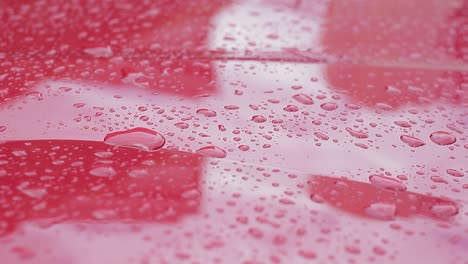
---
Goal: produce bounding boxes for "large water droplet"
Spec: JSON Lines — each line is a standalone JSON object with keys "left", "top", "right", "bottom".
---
{"left": 196, "top": 146, "right": 227, "bottom": 158}
{"left": 292, "top": 94, "right": 314, "bottom": 105}
{"left": 104, "top": 127, "right": 165, "bottom": 151}
{"left": 429, "top": 131, "right": 456, "bottom": 145}
{"left": 369, "top": 175, "right": 406, "bottom": 191}
{"left": 400, "top": 135, "right": 425, "bottom": 147}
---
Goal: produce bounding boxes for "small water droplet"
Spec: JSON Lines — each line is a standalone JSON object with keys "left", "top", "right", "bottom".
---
{"left": 429, "top": 131, "right": 456, "bottom": 145}
{"left": 292, "top": 94, "right": 314, "bottom": 105}
{"left": 283, "top": 105, "right": 299, "bottom": 112}
{"left": 400, "top": 135, "right": 425, "bottom": 147}
{"left": 394, "top": 121, "right": 411, "bottom": 128}
{"left": 320, "top": 102, "right": 338, "bottom": 111}
{"left": 430, "top": 203, "right": 458, "bottom": 218}
{"left": 345, "top": 127, "right": 369, "bottom": 139}
{"left": 128, "top": 168, "right": 150, "bottom": 178}
{"left": 196, "top": 109, "right": 217, "bottom": 117}
{"left": 365, "top": 202, "right": 396, "bottom": 220}
{"left": 224, "top": 105, "right": 239, "bottom": 110}
{"left": 26, "top": 91, "right": 43, "bottom": 101}
{"left": 298, "top": 250, "right": 316, "bottom": 259}
{"left": 314, "top": 132, "right": 329, "bottom": 140}
{"left": 238, "top": 145, "right": 250, "bottom": 151}
{"left": 104, "top": 127, "right": 165, "bottom": 151}
{"left": 0, "top": 126, "right": 6, "bottom": 132}
{"left": 84, "top": 46, "right": 113, "bottom": 58}
{"left": 369, "top": 175, "right": 406, "bottom": 191}
{"left": 251, "top": 115, "right": 267, "bottom": 123}
{"left": 446, "top": 169, "right": 464, "bottom": 177}
{"left": 89, "top": 165, "right": 117, "bottom": 177}
{"left": 385, "top": 85, "right": 401, "bottom": 95}
{"left": 174, "top": 122, "right": 189, "bottom": 129}
{"left": 196, "top": 146, "right": 227, "bottom": 158}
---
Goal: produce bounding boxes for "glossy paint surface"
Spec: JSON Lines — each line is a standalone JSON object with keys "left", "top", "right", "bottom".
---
{"left": 0, "top": 0, "right": 467, "bottom": 263}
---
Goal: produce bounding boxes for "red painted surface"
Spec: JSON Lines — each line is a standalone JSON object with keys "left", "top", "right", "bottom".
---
{"left": 0, "top": 0, "right": 467, "bottom": 263}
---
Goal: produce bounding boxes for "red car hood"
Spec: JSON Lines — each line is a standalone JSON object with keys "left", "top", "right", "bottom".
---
{"left": 0, "top": 0, "right": 467, "bottom": 263}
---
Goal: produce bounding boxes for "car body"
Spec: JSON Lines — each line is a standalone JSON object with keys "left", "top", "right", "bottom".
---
{"left": 0, "top": 0, "right": 467, "bottom": 263}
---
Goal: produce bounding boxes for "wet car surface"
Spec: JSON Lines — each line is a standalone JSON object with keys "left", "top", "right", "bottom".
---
{"left": 0, "top": 0, "right": 467, "bottom": 263}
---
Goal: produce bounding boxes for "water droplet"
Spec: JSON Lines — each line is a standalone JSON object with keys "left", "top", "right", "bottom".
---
{"left": 298, "top": 250, "right": 316, "bottom": 259}
{"left": 400, "top": 135, "right": 425, "bottom": 147}
{"left": 251, "top": 115, "right": 267, "bottom": 123}
{"left": 385, "top": 85, "right": 401, "bottom": 95}
{"left": 292, "top": 94, "right": 314, "bottom": 105}
{"left": 89, "top": 165, "right": 117, "bottom": 177}
{"left": 196, "top": 146, "right": 227, "bottom": 158}
{"left": 320, "top": 102, "right": 338, "bottom": 111}
{"left": 369, "top": 175, "right": 406, "bottom": 191}
{"left": 17, "top": 184, "right": 47, "bottom": 199}
{"left": 429, "top": 131, "right": 456, "bottom": 145}
{"left": 430, "top": 176, "right": 447, "bottom": 184}
{"left": 364, "top": 202, "right": 396, "bottom": 220}
{"left": 196, "top": 108, "right": 217, "bottom": 117}
{"left": 128, "top": 168, "right": 150, "bottom": 178}
{"left": 283, "top": 105, "right": 299, "bottom": 112}
{"left": 174, "top": 122, "right": 189, "bottom": 129}
{"left": 394, "top": 121, "right": 411, "bottom": 128}
{"left": 238, "top": 145, "right": 250, "bottom": 151}
{"left": 345, "top": 127, "right": 369, "bottom": 139}
{"left": 83, "top": 46, "right": 113, "bottom": 58}
{"left": 26, "top": 91, "right": 43, "bottom": 101}
{"left": 430, "top": 203, "right": 458, "bottom": 218}
{"left": 446, "top": 169, "right": 464, "bottom": 177}
{"left": 104, "top": 127, "right": 165, "bottom": 151}
{"left": 0, "top": 126, "right": 6, "bottom": 132}
{"left": 314, "top": 132, "right": 329, "bottom": 140}
{"left": 73, "top": 103, "right": 86, "bottom": 108}
{"left": 224, "top": 105, "right": 239, "bottom": 110}
{"left": 345, "top": 103, "right": 361, "bottom": 110}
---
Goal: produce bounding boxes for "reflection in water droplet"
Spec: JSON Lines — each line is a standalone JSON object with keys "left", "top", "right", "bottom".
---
{"left": 369, "top": 175, "right": 406, "bottom": 191}
{"left": 89, "top": 165, "right": 117, "bottom": 177}
{"left": 196, "top": 146, "right": 227, "bottom": 158}
{"left": 429, "top": 131, "right": 456, "bottom": 145}
{"left": 104, "top": 127, "right": 165, "bottom": 151}
{"left": 400, "top": 135, "right": 425, "bottom": 147}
